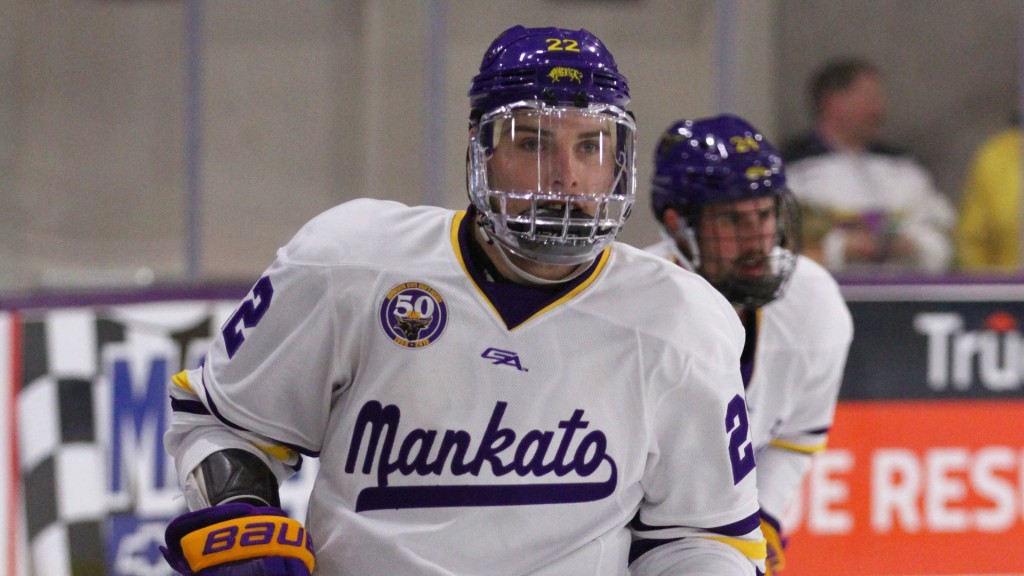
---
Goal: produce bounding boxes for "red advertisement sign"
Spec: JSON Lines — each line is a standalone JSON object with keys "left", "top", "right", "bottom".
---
{"left": 783, "top": 400, "right": 1024, "bottom": 575}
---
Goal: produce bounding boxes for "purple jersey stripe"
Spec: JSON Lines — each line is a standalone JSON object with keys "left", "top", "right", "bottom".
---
{"left": 632, "top": 510, "right": 760, "bottom": 537}
{"left": 355, "top": 471, "right": 617, "bottom": 512}
{"left": 628, "top": 537, "right": 680, "bottom": 565}
{"left": 198, "top": 373, "right": 321, "bottom": 459}
{"left": 170, "top": 398, "right": 208, "bottom": 415}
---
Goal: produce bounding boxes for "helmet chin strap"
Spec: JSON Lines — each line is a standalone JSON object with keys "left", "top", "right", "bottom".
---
{"left": 477, "top": 224, "right": 589, "bottom": 285}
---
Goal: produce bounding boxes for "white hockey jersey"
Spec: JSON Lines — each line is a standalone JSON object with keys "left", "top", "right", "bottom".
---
{"left": 166, "top": 199, "right": 766, "bottom": 575}
{"left": 646, "top": 240, "right": 853, "bottom": 525}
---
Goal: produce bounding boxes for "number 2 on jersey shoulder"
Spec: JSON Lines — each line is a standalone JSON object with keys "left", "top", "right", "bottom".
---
{"left": 725, "top": 394, "right": 755, "bottom": 484}
{"left": 222, "top": 275, "right": 274, "bottom": 358}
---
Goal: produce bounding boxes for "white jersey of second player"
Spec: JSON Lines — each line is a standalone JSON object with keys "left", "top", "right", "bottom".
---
{"left": 646, "top": 239, "right": 853, "bottom": 523}
{"left": 166, "top": 199, "right": 766, "bottom": 575}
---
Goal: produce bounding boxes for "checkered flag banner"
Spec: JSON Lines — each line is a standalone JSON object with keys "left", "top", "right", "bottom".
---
{"left": 4, "top": 295, "right": 316, "bottom": 576}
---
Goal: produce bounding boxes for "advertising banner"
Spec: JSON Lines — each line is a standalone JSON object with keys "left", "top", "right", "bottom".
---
{"left": 784, "top": 284, "right": 1024, "bottom": 575}
{"left": 5, "top": 294, "right": 317, "bottom": 576}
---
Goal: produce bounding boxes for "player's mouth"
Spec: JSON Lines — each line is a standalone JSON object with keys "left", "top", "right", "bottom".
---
{"left": 734, "top": 255, "right": 768, "bottom": 277}
{"left": 509, "top": 204, "right": 607, "bottom": 239}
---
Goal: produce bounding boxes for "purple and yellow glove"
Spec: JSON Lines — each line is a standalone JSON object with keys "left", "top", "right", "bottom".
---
{"left": 760, "top": 511, "right": 787, "bottom": 576}
{"left": 162, "top": 503, "right": 315, "bottom": 575}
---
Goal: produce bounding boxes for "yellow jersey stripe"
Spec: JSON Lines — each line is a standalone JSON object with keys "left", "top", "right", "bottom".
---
{"left": 527, "top": 248, "right": 609, "bottom": 322}
{"left": 769, "top": 438, "right": 827, "bottom": 454}
{"left": 450, "top": 210, "right": 504, "bottom": 321}
{"left": 702, "top": 535, "right": 768, "bottom": 560}
{"left": 171, "top": 371, "right": 194, "bottom": 393}
{"left": 254, "top": 443, "right": 296, "bottom": 462}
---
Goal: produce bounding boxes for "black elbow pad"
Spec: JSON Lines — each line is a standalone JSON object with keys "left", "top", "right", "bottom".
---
{"left": 198, "top": 449, "right": 281, "bottom": 508}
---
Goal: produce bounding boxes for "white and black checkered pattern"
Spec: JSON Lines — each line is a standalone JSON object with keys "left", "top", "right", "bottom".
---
{"left": 19, "top": 309, "right": 109, "bottom": 576}
{"left": 12, "top": 295, "right": 316, "bottom": 576}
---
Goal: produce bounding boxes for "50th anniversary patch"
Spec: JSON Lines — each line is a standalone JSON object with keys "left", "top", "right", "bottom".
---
{"left": 379, "top": 282, "right": 449, "bottom": 348}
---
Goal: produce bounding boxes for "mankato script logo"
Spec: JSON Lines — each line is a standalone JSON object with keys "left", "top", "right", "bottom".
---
{"left": 344, "top": 400, "right": 618, "bottom": 512}
{"left": 547, "top": 66, "right": 583, "bottom": 83}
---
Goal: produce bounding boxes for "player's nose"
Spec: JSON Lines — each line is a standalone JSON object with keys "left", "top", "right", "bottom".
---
{"left": 547, "top": 145, "right": 579, "bottom": 193}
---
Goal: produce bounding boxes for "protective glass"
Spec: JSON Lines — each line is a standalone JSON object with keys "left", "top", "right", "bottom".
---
{"left": 469, "top": 102, "right": 636, "bottom": 266}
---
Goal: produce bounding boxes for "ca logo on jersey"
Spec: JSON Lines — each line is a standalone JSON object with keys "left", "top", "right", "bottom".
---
{"left": 379, "top": 282, "right": 449, "bottom": 348}
{"left": 481, "top": 347, "right": 528, "bottom": 371}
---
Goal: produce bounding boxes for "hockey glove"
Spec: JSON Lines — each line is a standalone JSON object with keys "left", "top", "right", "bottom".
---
{"left": 760, "top": 512, "right": 787, "bottom": 575}
{"left": 162, "top": 502, "right": 315, "bottom": 575}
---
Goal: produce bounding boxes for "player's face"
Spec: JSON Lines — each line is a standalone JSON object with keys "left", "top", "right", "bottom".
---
{"left": 698, "top": 196, "right": 778, "bottom": 280}
{"left": 487, "top": 109, "right": 617, "bottom": 219}
{"left": 835, "top": 72, "right": 886, "bottom": 142}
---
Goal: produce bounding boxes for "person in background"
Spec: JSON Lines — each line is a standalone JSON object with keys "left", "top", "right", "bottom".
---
{"left": 648, "top": 114, "right": 854, "bottom": 575}
{"left": 955, "top": 115, "right": 1022, "bottom": 273}
{"left": 781, "top": 57, "right": 955, "bottom": 275}
{"left": 159, "top": 25, "right": 767, "bottom": 575}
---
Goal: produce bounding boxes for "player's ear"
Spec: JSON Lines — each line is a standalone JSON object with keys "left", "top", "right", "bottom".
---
{"left": 662, "top": 208, "right": 682, "bottom": 235}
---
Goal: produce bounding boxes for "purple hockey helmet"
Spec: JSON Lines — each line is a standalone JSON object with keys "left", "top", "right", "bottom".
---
{"left": 468, "top": 25, "right": 630, "bottom": 122}
{"left": 651, "top": 114, "right": 787, "bottom": 222}
{"left": 651, "top": 114, "right": 801, "bottom": 308}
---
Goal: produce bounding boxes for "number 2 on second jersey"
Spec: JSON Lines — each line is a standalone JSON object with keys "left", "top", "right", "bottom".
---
{"left": 725, "top": 394, "right": 755, "bottom": 484}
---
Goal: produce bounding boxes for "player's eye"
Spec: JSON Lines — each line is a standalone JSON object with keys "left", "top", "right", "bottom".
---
{"left": 516, "top": 137, "right": 542, "bottom": 152}
{"left": 711, "top": 211, "right": 743, "bottom": 226}
{"left": 578, "top": 139, "right": 602, "bottom": 155}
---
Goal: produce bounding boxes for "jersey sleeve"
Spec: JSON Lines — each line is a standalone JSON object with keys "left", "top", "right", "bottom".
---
{"left": 758, "top": 263, "right": 853, "bottom": 523}
{"left": 165, "top": 237, "right": 351, "bottom": 490}
{"left": 629, "top": 299, "right": 765, "bottom": 575}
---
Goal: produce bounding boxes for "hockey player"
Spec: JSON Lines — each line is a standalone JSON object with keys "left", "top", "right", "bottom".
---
{"left": 161, "top": 27, "right": 766, "bottom": 575}
{"left": 648, "top": 115, "right": 853, "bottom": 575}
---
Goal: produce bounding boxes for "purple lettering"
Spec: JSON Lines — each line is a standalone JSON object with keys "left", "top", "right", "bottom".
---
{"left": 240, "top": 521, "right": 274, "bottom": 546}
{"left": 513, "top": 430, "right": 555, "bottom": 476}
{"left": 552, "top": 409, "right": 589, "bottom": 476}
{"left": 203, "top": 526, "right": 238, "bottom": 554}
{"left": 441, "top": 430, "right": 473, "bottom": 475}
{"left": 344, "top": 401, "right": 400, "bottom": 486}
{"left": 346, "top": 400, "right": 618, "bottom": 511}
{"left": 467, "top": 401, "right": 516, "bottom": 475}
{"left": 396, "top": 429, "right": 438, "bottom": 475}
{"left": 573, "top": 431, "right": 606, "bottom": 476}
{"left": 276, "top": 525, "right": 306, "bottom": 547}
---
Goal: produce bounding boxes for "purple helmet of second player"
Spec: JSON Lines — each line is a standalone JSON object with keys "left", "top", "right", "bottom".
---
{"left": 651, "top": 114, "right": 801, "bottom": 308}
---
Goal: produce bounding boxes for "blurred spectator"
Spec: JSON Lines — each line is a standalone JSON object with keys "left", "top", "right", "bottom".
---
{"left": 955, "top": 117, "right": 1022, "bottom": 273}
{"left": 781, "top": 57, "right": 955, "bottom": 275}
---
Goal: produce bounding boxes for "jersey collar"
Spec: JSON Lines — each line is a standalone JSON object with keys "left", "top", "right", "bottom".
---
{"left": 451, "top": 207, "right": 610, "bottom": 330}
